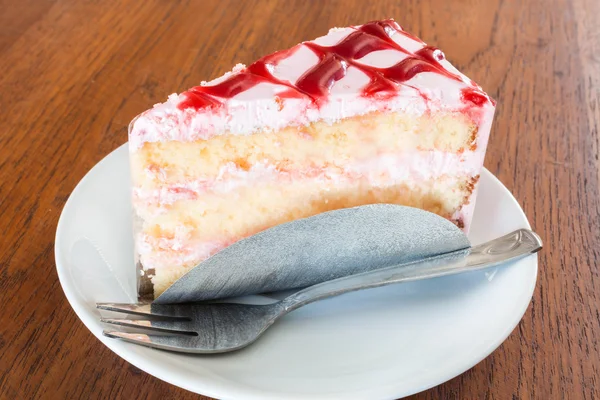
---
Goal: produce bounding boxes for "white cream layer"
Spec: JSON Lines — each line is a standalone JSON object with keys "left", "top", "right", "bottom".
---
{"left": 132, "top": 150, "right": 485, "bottom": 208}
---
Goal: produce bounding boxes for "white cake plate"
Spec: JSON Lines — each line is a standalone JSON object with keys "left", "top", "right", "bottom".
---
{"left": 55, "top": 144, "right": 537, "bottom": 400}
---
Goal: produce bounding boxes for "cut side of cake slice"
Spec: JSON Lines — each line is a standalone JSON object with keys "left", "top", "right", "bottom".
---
{"left": 129, "top": 19, "right": 495, "bottom": 298}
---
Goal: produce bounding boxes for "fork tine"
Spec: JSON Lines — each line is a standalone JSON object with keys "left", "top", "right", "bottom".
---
{"left": 104, "top": 331, "right": 154, "bottom": 343}
{"left": 96, "top": 303, "right": 189, "bottom": 320}
{"left": 100, "top": 318, "right": 196, "bottom": 336}
{"left": 103, "top": 331, "right": 207, "bottom": 353}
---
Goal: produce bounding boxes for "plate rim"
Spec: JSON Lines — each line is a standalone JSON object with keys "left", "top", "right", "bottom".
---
{"left": 55, "top": 143, "right": 537, "bottom": 400}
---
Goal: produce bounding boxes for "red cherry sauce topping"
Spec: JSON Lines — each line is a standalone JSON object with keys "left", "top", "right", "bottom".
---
{"left": 178, "top": 19, "right": 489, "bottom": 111}
{"left": 462, "top": 87, "right": 495, "bottom": 107}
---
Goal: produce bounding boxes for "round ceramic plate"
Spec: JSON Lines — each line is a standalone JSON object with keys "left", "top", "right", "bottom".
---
{"left": 55, "top": 144, "right": 537, "bottom": 400}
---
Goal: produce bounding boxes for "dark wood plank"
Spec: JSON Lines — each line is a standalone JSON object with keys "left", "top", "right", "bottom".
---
{"left": 0, "top": 0, "right": 598, "bottom": 398}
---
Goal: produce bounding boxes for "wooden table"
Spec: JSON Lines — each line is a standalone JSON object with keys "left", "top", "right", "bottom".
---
{"left": 1, "top": 0, "right": 598, "bottom": 398}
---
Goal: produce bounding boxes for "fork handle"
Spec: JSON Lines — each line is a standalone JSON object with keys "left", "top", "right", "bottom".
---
{"left": 281, "top": 229, "right": 542, "bottom": 312}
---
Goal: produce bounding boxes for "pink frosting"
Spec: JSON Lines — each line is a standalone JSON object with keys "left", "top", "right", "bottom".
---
{"left": 129, "top": 19, "right": 495, "bottom": 149}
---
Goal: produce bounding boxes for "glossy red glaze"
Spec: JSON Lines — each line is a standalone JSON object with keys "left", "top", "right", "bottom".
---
{"left": 461, "top": 87, "right": 490, "bottom": 107}
{"left": 178, "top": 19, "right": 490, "bottom": 111}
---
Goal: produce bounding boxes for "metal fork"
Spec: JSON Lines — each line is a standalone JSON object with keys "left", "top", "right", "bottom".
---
{"left": 98, "top": 229, "right": 541, "bottom": 353}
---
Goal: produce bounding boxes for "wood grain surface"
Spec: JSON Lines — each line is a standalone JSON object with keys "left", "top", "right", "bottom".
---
{"left": 1, "top": 0, "right": 598, "bottom": 398}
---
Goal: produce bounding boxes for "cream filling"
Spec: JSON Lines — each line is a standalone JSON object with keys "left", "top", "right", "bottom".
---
{"left": 132, "top": 150, "right": 484, "bottom": 208}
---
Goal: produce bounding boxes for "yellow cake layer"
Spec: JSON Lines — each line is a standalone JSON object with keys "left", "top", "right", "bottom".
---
{"left": 140, "top": 174, "right": 476, "bottom": 263}
{"left": 143, "top": 174, "right": 477, "bottom": 296}
{"left": 131, "top": 111, "right": 477, "bottom": 188}
{"left": 152, "top": 268, "right": 192, "bottom": 298}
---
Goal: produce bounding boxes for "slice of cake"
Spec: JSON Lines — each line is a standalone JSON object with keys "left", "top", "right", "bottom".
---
{"left": 129, "top": 18, "right": 495, "bottom": 299}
